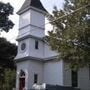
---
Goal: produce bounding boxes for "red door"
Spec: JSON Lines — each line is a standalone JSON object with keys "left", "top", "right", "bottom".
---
{"left": 19, "top": 78, "right": 25, "bottom": 90}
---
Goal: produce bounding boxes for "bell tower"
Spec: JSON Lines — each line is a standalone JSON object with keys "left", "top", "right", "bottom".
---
{"left": 15, "top": 0, "right": 47, "bottom": 90}
{"left": 16, "top": 0, "right": 47, "bottom": 59}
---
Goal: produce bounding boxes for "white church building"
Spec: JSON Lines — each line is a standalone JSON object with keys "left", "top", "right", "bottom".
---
{"left": 15, "top": 0, "right": 90, "bottom": 90}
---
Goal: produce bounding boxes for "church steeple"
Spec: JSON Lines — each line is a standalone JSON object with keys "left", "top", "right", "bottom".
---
{"left": 17, "top": 0, "right": 47, "bottom": 15}
{"left": 16, "top": 0, "right": 47, "bottom": 60}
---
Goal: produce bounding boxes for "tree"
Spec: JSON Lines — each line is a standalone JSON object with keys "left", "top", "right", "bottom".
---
{"left": 0, "top": 37, "right": 17, "bottom": 69}
{"left": 0, "top": 1, "right": 16, "bottom": 71}
{"left": 3, "top": 69, "right": 16, "bottom": 90}
{"left": 0, "top": 37, "right": 17, "bottom": 89}
{"left": 0, "top": 1, "right": 14, "bottom": 33}
{"left": 47, "top": 0, "right": 90, "bottom": 70}
{"left": 0, "top": 2, "right": 16, "bottom": 89}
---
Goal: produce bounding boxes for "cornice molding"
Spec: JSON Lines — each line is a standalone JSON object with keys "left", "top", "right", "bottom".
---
{"left": 15, "top": 56, "right": 58, "bottom": 63}
{"left": 17, "top": 6, "right": 47, "bottom": 15}
{"left": 16, "top": 34, "right": 44, "bottom": 41}
{"left": 19, "top": 24, "right": 45, "bottom": 31}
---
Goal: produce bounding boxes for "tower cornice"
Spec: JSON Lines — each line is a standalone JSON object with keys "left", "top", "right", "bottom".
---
{"left": 16, "top": 34, "right": 44, "bottom": 41}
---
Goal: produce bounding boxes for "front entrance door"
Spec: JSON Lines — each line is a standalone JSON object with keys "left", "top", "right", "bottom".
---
{"left": 19, "top": 77, "right": 25, "bottom": 90}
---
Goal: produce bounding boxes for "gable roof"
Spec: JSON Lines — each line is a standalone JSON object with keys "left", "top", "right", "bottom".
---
{"left": 17, "top": 0, "right": 47, "bottom": 14}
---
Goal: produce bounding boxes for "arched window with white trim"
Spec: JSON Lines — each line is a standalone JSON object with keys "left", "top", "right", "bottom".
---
{"left": 19, "top": 70, "right": 25, "bottom": 90}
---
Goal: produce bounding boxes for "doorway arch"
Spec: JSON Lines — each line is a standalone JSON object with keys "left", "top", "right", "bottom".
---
{"left": 19, "top": 70, "right": 25, "bottom": 90}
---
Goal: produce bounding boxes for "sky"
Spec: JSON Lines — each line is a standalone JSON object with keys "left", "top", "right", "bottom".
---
{"left": 0, "top": 0, "right": 64, "bottom": 44}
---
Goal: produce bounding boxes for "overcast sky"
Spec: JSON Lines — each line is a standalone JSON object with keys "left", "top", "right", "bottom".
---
{"left": 0, "top": 0, "right": 64, "bottom": 43}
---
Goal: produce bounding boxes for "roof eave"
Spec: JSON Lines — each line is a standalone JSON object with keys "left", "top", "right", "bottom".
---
{"left": 17, "top": 6, "right": 48, "bottom": 15}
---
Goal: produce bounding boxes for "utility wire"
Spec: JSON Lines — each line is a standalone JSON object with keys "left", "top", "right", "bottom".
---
{"left": 46, "top": 4, "right": 90, "bottom": 25}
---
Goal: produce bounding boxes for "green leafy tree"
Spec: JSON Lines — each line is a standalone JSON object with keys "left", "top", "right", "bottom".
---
{"left": 47, "top": 0, "right": 90, "bottom": 70}
{"left": 0, "top": 2, "right": 17, "bottom": 89}
{"left": 0, "top": 37, "right": 17, "bottom": 89}
{"left": 3, "top": 69, "right": 16, "bottom": 90}
{"left": 0, "top": 1, "right": 14, "bottom": 33}
{"left": 0, "top": 38, "right": 17, "bottom": 69}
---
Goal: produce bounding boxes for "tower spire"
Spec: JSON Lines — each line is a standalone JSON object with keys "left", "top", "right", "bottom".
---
{"left": 17, "top": 0, "right": 47, "bottom": 15}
